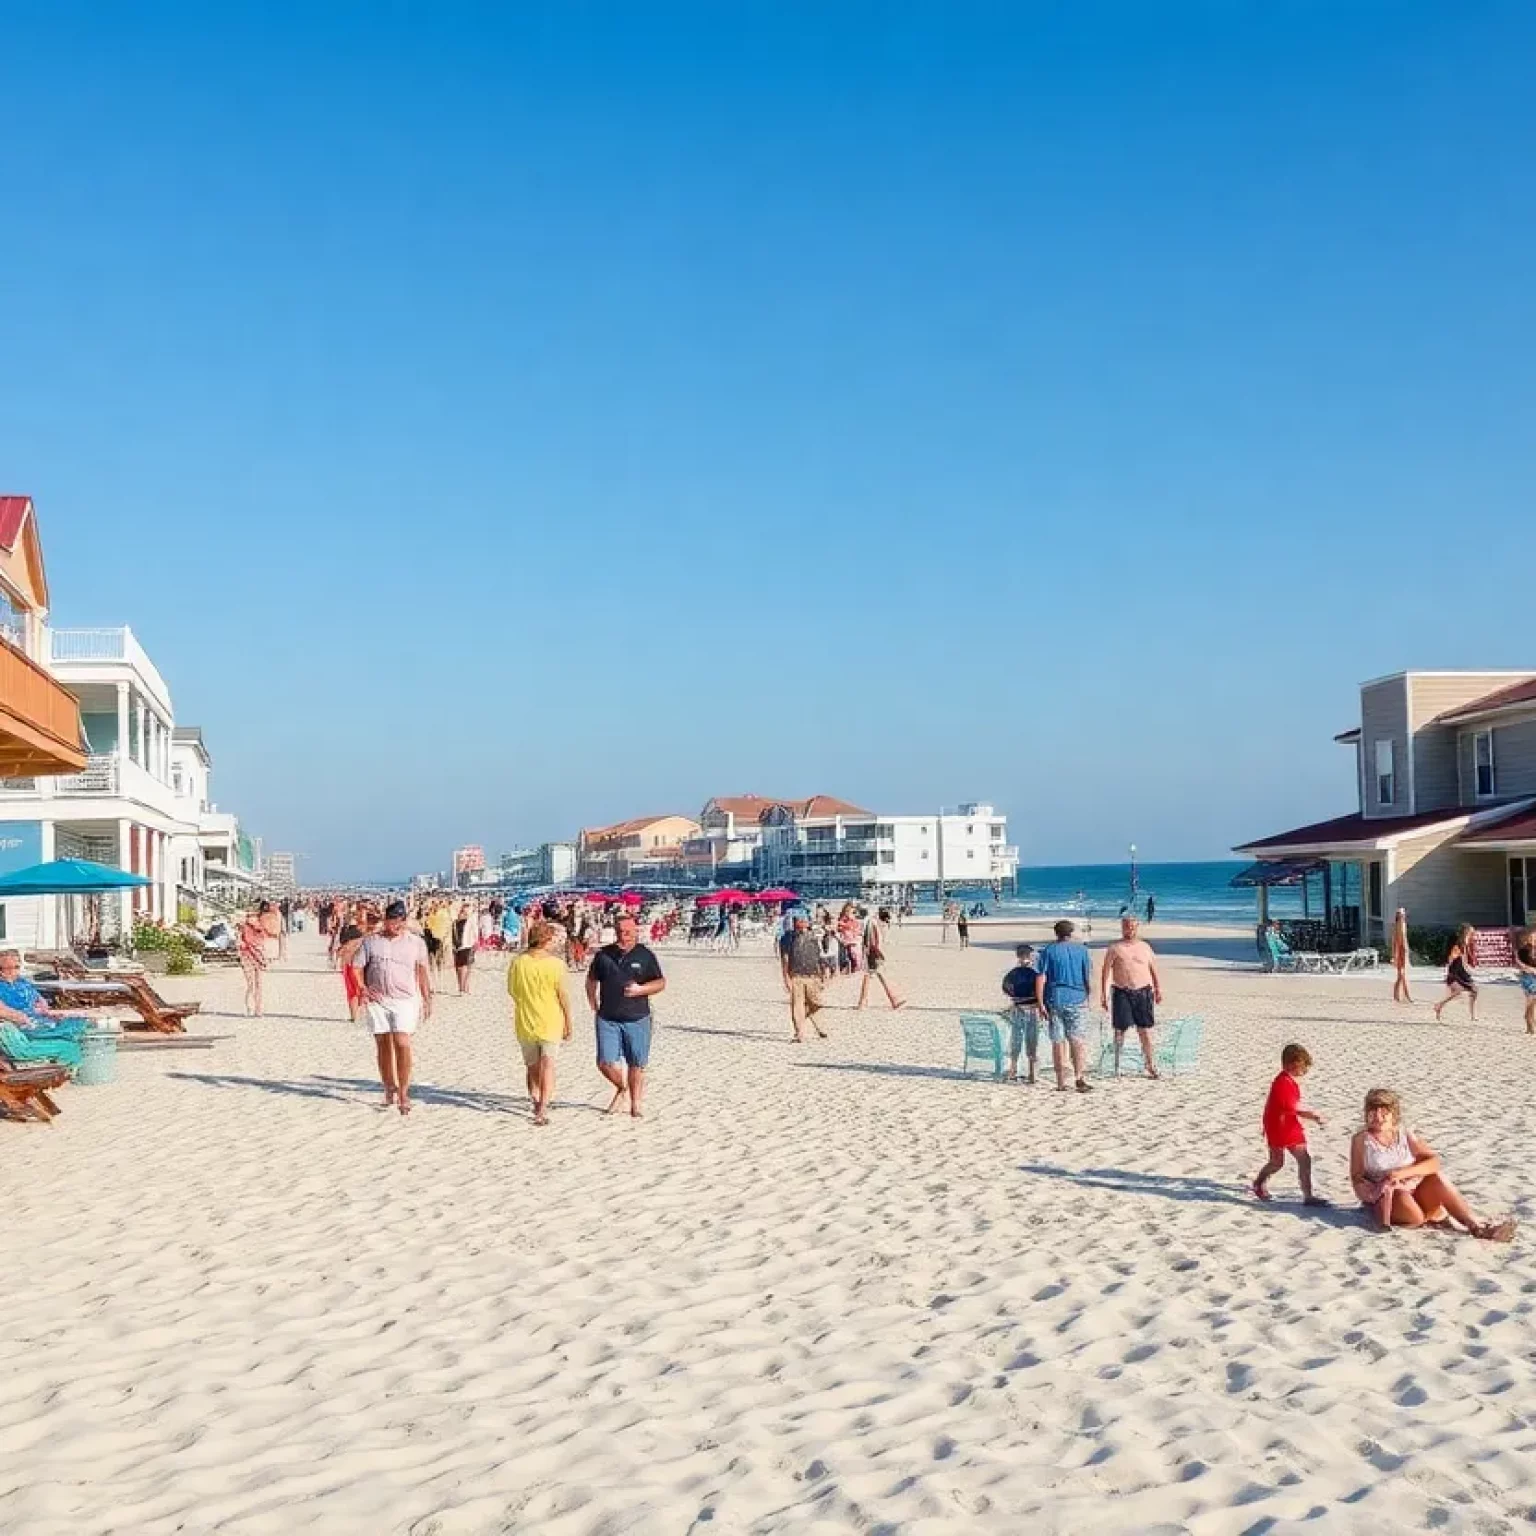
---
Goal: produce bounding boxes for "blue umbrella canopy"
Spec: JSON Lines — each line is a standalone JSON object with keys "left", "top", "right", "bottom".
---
{"left": 0, "top": 858, "right": 152, "bottom": 896}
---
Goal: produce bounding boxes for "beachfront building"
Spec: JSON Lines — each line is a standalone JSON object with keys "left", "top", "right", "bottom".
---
{"left": 264, "top": 852, "right": 298, "bottom": 895}
{"left": 683, "top": 795, "right": 873, "bottom": 879}
{"left": 0, "top": 620, "right": 195, "bottom": 945}
{"left": 577, "top": 815, "right": 700, "bottom": 882}
{"left": 498, "top": 842, "right": 578, "bottom": 886}
{"left": 756, "top": 801, "right": 1019, "bottom": 899}
{"left": 1235, "top": 670, "right": 1536, "bottom": 947}
{"left": 168, "top": 726, "right": 266, "bottom": 919}
{"left": 452, "top": 845, "right": 485, "bottom": 886}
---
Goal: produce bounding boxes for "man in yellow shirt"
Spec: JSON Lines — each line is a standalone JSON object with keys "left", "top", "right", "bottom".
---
{"left": 508, "top": 919, "right": 572, "bottom": 1125}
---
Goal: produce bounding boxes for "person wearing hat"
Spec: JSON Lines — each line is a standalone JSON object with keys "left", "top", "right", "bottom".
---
{"left": 349, "top": 899, "right": 432, "bottom": 1115}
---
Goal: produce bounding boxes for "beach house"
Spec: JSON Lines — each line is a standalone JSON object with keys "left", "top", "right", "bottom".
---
{"left": 577, "top": 815, "right": 701, "bottom": 882}
{"left": 755, "top": 801, "right": 1019, "bottom": 898}
{"left": 0, "top": 620, "right": 195, "bottom": 945}
{"left": 169, "top": 726, "right": 265, "bottom": 919}
{"left": 685, "top": 795, "right": 874, "bottom": 877}
{"left": 1235, "top": 670, "right": 1536, "bottom": 945}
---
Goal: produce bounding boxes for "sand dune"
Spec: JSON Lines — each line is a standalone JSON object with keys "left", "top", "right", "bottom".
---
{"left": 4, "top": 924, "right": 1534, "bottom": 1534}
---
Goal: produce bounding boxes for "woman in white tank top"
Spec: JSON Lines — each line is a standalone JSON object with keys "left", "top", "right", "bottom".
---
{"left": 1350, "top": 1088, "right": 1514, "bottom": 1241}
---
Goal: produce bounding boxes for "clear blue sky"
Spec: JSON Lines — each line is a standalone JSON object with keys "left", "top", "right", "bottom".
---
{"left": 4, "top": 4, "right": 1533, "bottom": 879}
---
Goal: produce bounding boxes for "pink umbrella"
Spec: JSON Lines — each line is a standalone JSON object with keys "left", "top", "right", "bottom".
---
{"left": 755, "top": 888, "right": 798, "bottom": 903}
{"left": 615, "top": 891, "right": 644, "bottom": 906}
{"left": 696, "top": 892, "right": 725, "bottom": 906}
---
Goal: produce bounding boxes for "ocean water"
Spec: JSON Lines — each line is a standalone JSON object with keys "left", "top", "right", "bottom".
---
{"left": 937, "top": 861, "right": 1297, "bottom": 929}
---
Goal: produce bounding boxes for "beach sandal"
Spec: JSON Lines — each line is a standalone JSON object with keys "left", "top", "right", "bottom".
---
{"left": 1474, "top": 1218, "right": 1517, "bottom": 1243}
{"left": 1251, "top": 1182, "right": 1272, "bottom": 1202}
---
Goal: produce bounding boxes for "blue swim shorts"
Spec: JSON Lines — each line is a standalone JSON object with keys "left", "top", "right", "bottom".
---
{"left": 1047, "top": 1001, "right": 1089, "bottom": 1045}
{"left": 596, "top": 1015, "right": 653, "bottom": 1069}
{"left": 1008, "top": 1006, "right": 1040, "bottom": 1056}
{"left": 1521, "top": 974, "right": 1536, "bottom": 998}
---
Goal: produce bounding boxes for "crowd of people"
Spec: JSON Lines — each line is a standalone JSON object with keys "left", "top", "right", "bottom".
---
{"left": 163, "top": 886, "right": 1523, "bottom": 1244}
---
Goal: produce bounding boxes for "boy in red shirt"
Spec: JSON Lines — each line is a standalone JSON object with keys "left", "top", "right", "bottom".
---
{"left": 1254, "top": 1042, "right": 1330, "bottom": 1205}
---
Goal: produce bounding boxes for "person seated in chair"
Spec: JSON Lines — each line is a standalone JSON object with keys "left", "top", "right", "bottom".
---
{"left": 0, "top": 948, "right": 91, "bottom": 1043}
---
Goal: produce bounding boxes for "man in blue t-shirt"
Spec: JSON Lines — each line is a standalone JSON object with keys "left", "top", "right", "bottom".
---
{"left": 1033, "top": 920, "right": 1094, "bottom": 1093}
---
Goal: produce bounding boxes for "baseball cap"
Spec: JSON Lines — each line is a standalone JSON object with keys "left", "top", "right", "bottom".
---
{"left": 385, "top": 900, "right": 408, "bottom": 920}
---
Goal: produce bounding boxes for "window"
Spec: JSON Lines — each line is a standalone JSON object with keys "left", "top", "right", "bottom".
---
{"left": 1475, "top": 730, "right": 1496, "bottom": 798}
{"left": 966, "top": 850, "right": 974, "bottom": 859}
{"left": 989, "top": 824, "right": 1004, "bottom": 840}
{"left": 920, "top": 850, "right": 929, "bottom": 860}
{"left": 1375, "top": 739, "right": 1395, "bottom": 807}
{"left": 172, "top": 765, "right": 185, "bottom": 795}
{"left": 879, "top": 850, "right": 894, "bottom": 864}
{"left": 966, "top": 824, "right": 973, "bottom": 835}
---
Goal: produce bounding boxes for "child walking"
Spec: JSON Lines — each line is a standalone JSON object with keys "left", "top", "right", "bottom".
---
{"left": 1253, "top": 1043, "right": 1330, "bottom": 1205}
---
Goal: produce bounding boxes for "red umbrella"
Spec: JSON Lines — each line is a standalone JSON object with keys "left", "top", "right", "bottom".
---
{"left": 755, "top": 888, "right": 799, "bottom": 903}
{"left": 615, "top": 891, "right": 644, "bottom": 906}
{"left": 715, "top": 889, "right": 750, "bottom": 905}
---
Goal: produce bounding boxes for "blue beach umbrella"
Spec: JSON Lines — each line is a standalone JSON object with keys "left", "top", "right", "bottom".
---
{"left": 0, "top": 859, "right": 152, "bottom": 896}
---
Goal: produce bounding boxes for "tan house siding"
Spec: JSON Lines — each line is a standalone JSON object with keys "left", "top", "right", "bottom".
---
{"left": 1390, "top": 831, "right": 1506, "bottom": 928}
{"left": 1360, "top": 678, "right": 1409, "bottom": 819}
{"left": 1409, "top": 674, "right": 1531, "bottom": 816}
{"left": 1456, "top": 713, "right": 1536, "bottom": 806}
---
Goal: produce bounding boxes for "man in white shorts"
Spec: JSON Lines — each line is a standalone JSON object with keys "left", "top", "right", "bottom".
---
{"left": 349, "top": 899, "right": 431, "bottom": 1116}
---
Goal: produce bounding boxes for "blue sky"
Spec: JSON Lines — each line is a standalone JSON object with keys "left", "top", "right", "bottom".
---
{"left": 3, "top": 3, "right": 1533, "bottom": 879}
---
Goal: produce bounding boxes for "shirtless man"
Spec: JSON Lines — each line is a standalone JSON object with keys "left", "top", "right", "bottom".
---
{"left": 1100, "top": 915, "right": 1163, "bottom": 1078}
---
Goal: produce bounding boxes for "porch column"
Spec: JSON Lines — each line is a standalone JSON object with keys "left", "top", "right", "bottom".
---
{"left": 118, "top": 818, "right": 133, "bottom": 935}
{"left": 38, "top": 821, "right": 56, "bottom": 949}
{"left": 115, "top": 683, "right": 130, "bottom": 767}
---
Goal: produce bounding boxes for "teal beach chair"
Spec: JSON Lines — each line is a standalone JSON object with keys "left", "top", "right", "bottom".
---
{"left": 959, "top": 1013, "right": 1005, "bottom": 1077}
{"left": 1096, "top": 1015, "right": 1204, "bottom": 1078}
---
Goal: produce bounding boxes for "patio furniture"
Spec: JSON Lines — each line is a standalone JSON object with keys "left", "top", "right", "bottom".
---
{"left": 1097, "top": 1015, "right": 1205, "bottom": 1078}
{"left": 0, "top": 1064, "right": 69, "bottom": 1123}
{"left": 959, "top": 1013, "right": 1005, "bottom": 1078}
{"left": 33, "top": 967, "right": 198, "bottom": 1033}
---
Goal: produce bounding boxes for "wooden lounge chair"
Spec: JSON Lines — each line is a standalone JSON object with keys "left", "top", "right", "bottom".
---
{"left": 0, "top": 1064, "right": 68, "bottom": 1123}
{"left": 33, "top": 967, "right": 198, "bottom": 1034}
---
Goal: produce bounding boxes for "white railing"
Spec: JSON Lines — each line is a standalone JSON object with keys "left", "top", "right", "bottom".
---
{"left": 992, "top": 845, "right": 1019, "bottom": 861}
{"left": 55, "top": 754, "right": 120, "bottom": 795}
{"left": 47, "top": 627, "right": 174, "bottom": 713}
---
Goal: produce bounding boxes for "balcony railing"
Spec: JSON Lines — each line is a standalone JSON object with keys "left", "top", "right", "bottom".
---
{"left": 47, "top": 627, "right": 173, "bottom": 711}
{"left": 55, "top": 754, "right": 120, "bottom": 795}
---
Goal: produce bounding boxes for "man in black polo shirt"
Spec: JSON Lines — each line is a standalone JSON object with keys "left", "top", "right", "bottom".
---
{"left": 585, "top": 912, "right": 666, "bottom": 1118}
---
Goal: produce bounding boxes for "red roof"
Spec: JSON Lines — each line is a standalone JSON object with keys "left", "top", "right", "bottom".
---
{"left": 1236, "top": 804, "right": 1525, "bottom": 853}
{"left": 705, "top": 794, "right": 873, "bottom": 822}
{"left": 0, "top": 496, "right": 31, "bottom": 550}
{"left": 1460, "top": 808, "right": 1536, "bottom": 844}
{"left": 1435, "top": 677, "right": 1536, "bottom": 725}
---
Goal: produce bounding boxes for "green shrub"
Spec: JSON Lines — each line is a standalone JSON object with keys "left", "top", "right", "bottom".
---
{"left": 165, "top": 946, "right": 195, "bottom": 976}
{"left": 177, "top": 901, "right": 198, "bottom": 927}
{"left": 1407, "top": 925, "right": 1459, "bottom": 968}
{"left": 132, "top": 921, "right": 168, "bottom": 952}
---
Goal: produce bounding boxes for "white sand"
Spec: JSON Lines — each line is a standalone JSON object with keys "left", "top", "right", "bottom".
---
{"left": 5, "top": 922, "right": 1536, "bottom": 1534}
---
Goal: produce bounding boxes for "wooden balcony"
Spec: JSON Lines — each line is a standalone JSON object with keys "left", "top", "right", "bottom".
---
{"left": 0, "top": 639, "right": 87, "bottom": 776}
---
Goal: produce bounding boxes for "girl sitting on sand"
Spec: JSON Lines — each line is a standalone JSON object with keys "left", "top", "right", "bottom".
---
{"left": 1349, "top": 1088, "right": 1515, "bottom": 1241}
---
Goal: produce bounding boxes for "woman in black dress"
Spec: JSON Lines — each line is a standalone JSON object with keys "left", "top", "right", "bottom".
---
{"left": 1434, "top": 924, "right": 1478, "bottom": 1023}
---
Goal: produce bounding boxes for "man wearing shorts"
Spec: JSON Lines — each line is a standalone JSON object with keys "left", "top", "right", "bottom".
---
{"left": 779, "top": 911, "right": 829, "bottom": 1042}
{"left": 1035, "top": 919, "right": 1094, "bottom": 1093}
{"left": 586, "top": 912, "right": 665, "bottom": 1118}
{"left": 1000, "top": 942, "right": 1043, "bottom": 1083}
{"left": 1101, "top": 915, "right": 1163, "bottom": 1079}
{"left": 349, "top": 899, "right": 431, "bottom": 1116}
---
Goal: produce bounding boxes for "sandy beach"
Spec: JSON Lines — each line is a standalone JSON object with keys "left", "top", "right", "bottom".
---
{"left": 6, "top": 920, "right": 1536, "bottom": 1534}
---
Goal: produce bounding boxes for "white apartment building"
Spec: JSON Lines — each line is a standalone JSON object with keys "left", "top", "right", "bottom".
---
{"left": 0, "top": 626, "right": 194, "bottom": 944}
{"left": 265, "top": 852, "right": 298, "bottom": 895}
{"left": 169, "top": 726, "right": 265, "bottom": 918}
{"left": 498, "top": 843, "right": 578, "bottom": 886}
{"left": 756, "top": 801, "right": 1019, "bottom": 897}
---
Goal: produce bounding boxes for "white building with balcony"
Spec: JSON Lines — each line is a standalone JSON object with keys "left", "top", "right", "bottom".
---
{"left": 169, "top": 726, "right": 265, "bottom": 918}
{"left": 756, "top": 801, "right": 1019, "bottom": 898}
{"left": 0, "top": 626, "right": 195, "bottom": 945}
